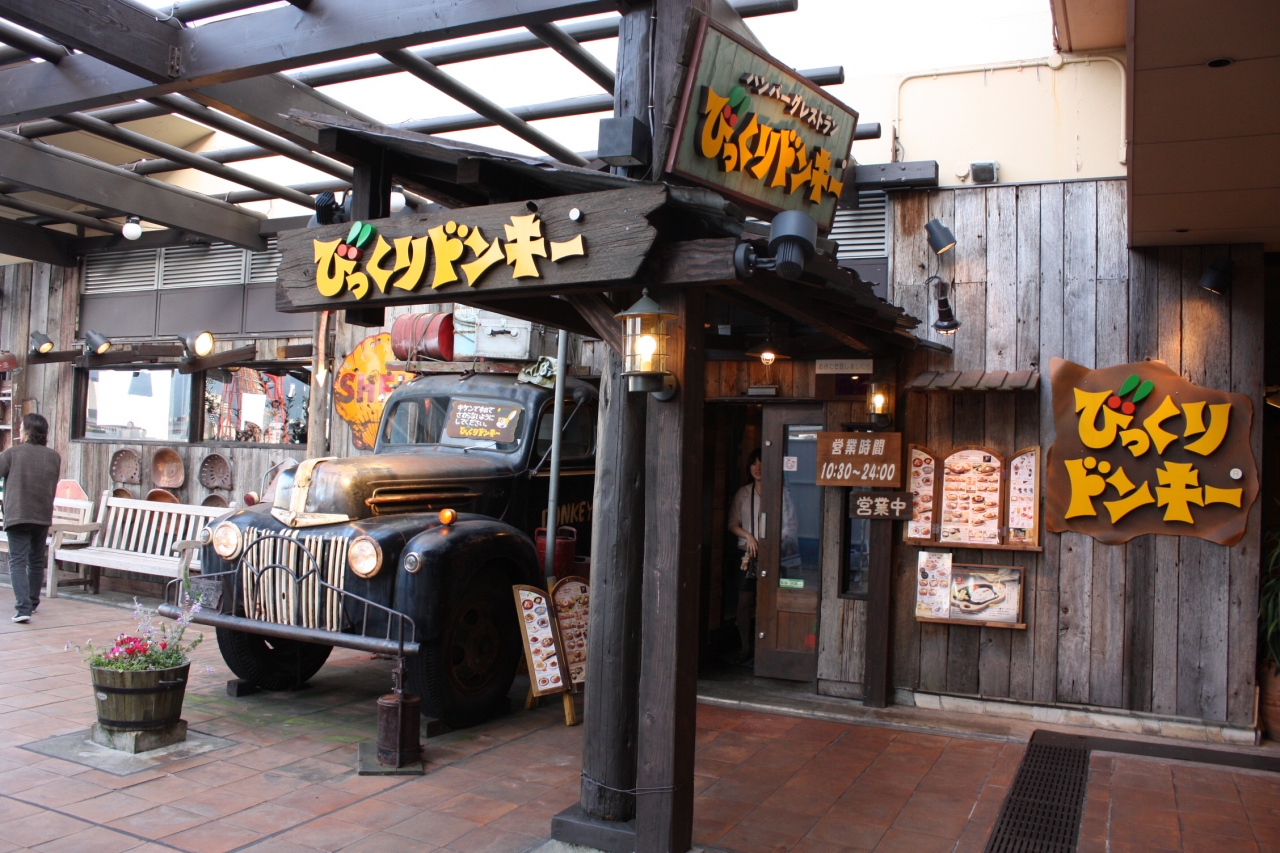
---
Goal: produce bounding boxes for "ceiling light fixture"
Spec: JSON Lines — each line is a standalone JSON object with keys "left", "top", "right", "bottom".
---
{"left": 122, "top": 216, "right": 142, "bottom": 241}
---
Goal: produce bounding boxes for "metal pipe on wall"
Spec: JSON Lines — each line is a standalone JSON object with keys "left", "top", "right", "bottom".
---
{"left": 543, "top": 329, "right": 570, "bottom": 583}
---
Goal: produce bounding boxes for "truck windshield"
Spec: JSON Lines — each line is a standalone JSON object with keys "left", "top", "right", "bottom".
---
{"left": 382, "top": 396, "right": 524, "bottom": 452}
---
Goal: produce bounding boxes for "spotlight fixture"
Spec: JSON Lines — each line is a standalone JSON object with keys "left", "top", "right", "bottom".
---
{"left": 28, "top": 331, "right": 54, "bottom": 355}
{"left": 83, "top": 330, "right": 113, "bottom": 356}
{"left": 925, "top": 275, "right": 961, "bottom": 336}
{"left": 122, "top": 216, "right": 142, "bottom": 241}
{"left": 180, "top": 330, "right": 215, "bottom": 359}
{"left": 925, "top": 219, "right": 956, "bottom": 254}
{"left": 389, "top": 185, "right": 407, "bottom": 214}
{"left": 1199, "top": 257, "right": 1232, "bottom": 295}
{"left": 768, "top": 210, "right": 818, "bottom": 280}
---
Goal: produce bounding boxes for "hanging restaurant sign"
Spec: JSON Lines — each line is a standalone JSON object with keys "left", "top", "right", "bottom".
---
{"left": 1045, "top": 357, "right": 1259, "bottom": 546}
{"left": 666, "top": 17, "right": 859, "bottom": 230}
{"left": 274, "top": 187, "right": 664, "bottom": 313}
{"left": 816, "top": 432, "right": 902, "bottom": 488}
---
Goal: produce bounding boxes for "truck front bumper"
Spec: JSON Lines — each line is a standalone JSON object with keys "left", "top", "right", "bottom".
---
{"left": 158, "top": 605, "right": 421, "bottom": 657}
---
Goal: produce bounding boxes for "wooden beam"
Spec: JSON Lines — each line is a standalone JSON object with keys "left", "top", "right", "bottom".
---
{"left": 863, "top": 519, "right": 893, "bottom": 707}
{"left": 737, "top": 280, "right": 872, "bottom": 352}
{"left": 186, "top": 75, "right": 377, "bottom": 150}
{"left": 0, "top": 0, "right": 181, "bottom": 81}
{"left": 382, "top": 49, "right": 590, "bottom": 167}
{"left": 636, "top": 287, "right": 705, "bottom": 853}
{"left": 0, "top": 216, "right": 75, "bottom": 265}
{"left": 175, "top": 344, "right": 258, "bottom": 374}
{"left": 0, "top": 130, "right": 266, "bottom": 250}
{"left": 565, "top": 293, "right": 623, "bottom": 353}
{"left": 527, "top": 22, "right": 615, "bottom": 94}
{"left": 0, "top": 0, "right": 616, "bottom": 123}
{"left": 0, "top": 194, "right": 122, "bottom": 234}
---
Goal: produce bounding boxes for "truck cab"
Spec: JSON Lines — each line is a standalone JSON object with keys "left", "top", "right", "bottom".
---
{"left": 193, "top": 372, "right": 597, "bottom": 727}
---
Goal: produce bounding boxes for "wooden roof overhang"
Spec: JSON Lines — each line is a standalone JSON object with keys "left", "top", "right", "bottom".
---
{"left": 275, "top": 114, "right": 934, "bottom": 358}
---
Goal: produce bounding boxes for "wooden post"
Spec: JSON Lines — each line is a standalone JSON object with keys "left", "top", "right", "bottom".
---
{"left": 578, "top": 345, "right": 647, "bottom": 818}
{"left": 636, "top": 288, "right": 705, "bottom": 853}
{"left": 862, "top": 519, "right": 894, "bottom": 707}
{"left": 344, "top": 154, "right": 391, "bottom": 328}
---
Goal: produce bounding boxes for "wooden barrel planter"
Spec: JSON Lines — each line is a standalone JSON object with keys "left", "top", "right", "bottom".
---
{"left": 91, "top": 663, "right": 190, "bottom": 731}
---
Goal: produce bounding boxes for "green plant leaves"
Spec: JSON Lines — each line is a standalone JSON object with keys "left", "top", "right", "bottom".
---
{"left": 1133, "top": 380, "right": 1155, "bottom": 403}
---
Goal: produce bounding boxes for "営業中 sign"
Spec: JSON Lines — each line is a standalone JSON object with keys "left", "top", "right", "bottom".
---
{"left": 849, "top": 491, "right": 911, "bottom": 520}
{"left": 1045, "top": 357, "right": 1258, "bottom": 546}
{"left": 816, "top": 432, "right": 902, "bottom": 488}
{"left": 666, "top": 18, "right": 859, "bottom": 230}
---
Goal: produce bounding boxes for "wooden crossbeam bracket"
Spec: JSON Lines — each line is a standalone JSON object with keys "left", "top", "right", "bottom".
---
{"left": 0, "top": 0, "right": 182, "bottom": 81}
{"left": 176, "top": 344, "right": 259, "bottom": 374}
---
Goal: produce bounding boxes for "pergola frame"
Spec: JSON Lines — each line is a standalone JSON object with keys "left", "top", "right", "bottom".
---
{"left": 0, "top": 0, "right": 812, "bottom": 258}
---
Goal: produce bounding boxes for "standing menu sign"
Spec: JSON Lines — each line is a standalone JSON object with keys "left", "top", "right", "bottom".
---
{"left": 551, "top": 577, "right": 589, "bottom": 686}
{"left": 939, "top": 448, "right": 1004, "bottom": 546}
{"left": 906, "top": 446, "right": 938, "bottom": 542}
{"left": 513, "top": 586, "right": 567, "bottom": 696}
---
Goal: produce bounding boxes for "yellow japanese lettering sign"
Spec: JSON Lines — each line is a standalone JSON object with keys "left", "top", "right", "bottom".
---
{"left": 665, "top": 17, "right": 858, "bottom": 230}
{"left": 1045, "top": 357, "right": 1259, "bottom": 546}
{"left": 275, "top": 187, "right": 664, "bottom": 313}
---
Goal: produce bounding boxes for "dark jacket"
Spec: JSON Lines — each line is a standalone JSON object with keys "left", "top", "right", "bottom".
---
{"left": 0, "top": 441, "right": 61, "bottom": 528}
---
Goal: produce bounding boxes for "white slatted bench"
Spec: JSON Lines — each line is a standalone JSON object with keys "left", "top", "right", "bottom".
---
{"left": 52, "top": 493, "right": 227, "bottom": 593}
{"left": 0, "top": 498, "right": 97, "bottom": 598}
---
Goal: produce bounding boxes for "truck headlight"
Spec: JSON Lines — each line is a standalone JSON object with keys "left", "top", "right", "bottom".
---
{"left": 349, "top": 537, "right": 383, "bottom": 578}
{"left": 211, "top": 522, "right": 243, "bottom": 560}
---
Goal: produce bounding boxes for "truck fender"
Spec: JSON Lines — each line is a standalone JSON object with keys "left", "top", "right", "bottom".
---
{"left": 393, "top": 519, "right": 541, "bottom": 642}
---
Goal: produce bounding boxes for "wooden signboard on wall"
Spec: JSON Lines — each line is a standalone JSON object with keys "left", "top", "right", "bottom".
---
{"left": 665, "top": 18, "right": 858, "bottom": 230}
{"left": 815, "top": 431, "right": 902, "bottom": 488}
{"left": 1044, "top": 357, "right": 1259, "bottom": 546}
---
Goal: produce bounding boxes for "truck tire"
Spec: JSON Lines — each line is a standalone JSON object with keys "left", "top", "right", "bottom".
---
{"left": 216, "top": 627, "right": 333, "bottom": 690}
{"left": 411, "top": 564, "right": 521, "bottom": 728}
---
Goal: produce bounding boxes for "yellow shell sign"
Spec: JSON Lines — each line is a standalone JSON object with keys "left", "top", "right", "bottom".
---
{"left": 333, "top": 334, "right": 411, "bottom": 451}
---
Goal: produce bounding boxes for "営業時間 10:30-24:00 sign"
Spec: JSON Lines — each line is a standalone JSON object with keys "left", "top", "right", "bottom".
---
{"left": 816, "top": 432, "right": 902, "bottom": 488}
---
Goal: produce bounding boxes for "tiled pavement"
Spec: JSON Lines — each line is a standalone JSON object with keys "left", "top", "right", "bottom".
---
{"left": 0, "top": 596, "right": 1275, "bottom": 852}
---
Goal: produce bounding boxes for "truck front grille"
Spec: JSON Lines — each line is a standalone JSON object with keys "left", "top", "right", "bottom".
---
{"left": 240, "top": 529, "right": 349, "bottom": 631}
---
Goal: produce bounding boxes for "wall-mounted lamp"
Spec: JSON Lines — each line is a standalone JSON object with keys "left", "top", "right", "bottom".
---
{"left": 122, "top": 216, "right": 142, "bottom": 241}
{"left": 925, "top": 219, "right": 956, "bottom": 255}
{"left": 868, "top": 382, "right": 893, "bottom": 427}
{"left": 925, "top": 275, "right": 961, "bottom": 336}
{"left": 29, "top": 332, "right": 54, "bottom": 355}
{"left": 1199, "top": 257, "right": 1232, "bottom": 295}
{"left": 83, "top": 330, "right": 113, "bottom": 356}
{"left": 179, "top": 330, "right": 215, "bottom": 359}
{"left": 389, "top": 186, "right": 407, "bottom": 214}
{"left": 616, "top": 289, "right": 677, "bottom": 397}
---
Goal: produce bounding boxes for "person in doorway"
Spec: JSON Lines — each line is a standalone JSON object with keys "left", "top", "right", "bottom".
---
{"left": 727, "top": 449, "right": 763, "bottom": 663}
{"left": 0, "top": 414, "right": 61, "bottom": 622}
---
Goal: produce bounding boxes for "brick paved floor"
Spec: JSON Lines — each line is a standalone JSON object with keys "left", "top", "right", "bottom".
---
{"left": 0, "top": 596, "right": 1273, "bottom": 852}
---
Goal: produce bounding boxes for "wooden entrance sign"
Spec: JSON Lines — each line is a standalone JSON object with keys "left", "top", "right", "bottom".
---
{"left": 275, "top": 186, "right": 665, "bottom": 313}
{"left": 815, "top": 432, "right": 902, "bottom": 488}
{"left": 665, "top": 18, "right": 859, "bottom": 230}
{"left": 1045, "top": 357, "right": 1259, "bottom": 546}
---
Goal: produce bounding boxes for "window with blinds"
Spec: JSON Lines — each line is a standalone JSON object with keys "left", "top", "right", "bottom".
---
{"left": 831, "top": 191, "right": 888, "bottom": 260}
{"left": 82, "top": 241, "right": 283, "bottom": 292}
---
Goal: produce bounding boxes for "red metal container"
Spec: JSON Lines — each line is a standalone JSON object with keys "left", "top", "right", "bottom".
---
{"left": 390, "top": 312, "right": 454, "bottom": 362}
{"left": 534, "top": 526, "right": 578, "bottom": 581}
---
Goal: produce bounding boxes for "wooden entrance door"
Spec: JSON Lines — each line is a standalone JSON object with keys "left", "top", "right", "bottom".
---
{"left": 755, "top": 405, "right": 824, "bottom": 680}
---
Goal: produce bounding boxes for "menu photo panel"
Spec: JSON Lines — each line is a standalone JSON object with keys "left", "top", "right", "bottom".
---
{"left": 1007, "top": 447, "right": 1041, "bottom": 548}
{"left": 939, "top": 447, "right": 1005, "bottom": 547}
{"left": 906, "top": 445, "right": 939, "bottom": 543}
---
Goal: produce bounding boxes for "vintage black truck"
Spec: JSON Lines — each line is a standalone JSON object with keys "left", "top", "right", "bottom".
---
{"left": 170, "top": 372, "right": 597, "bottom": 728}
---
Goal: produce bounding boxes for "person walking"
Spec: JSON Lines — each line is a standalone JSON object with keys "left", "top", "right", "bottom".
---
{"left": 0, "top": 414, "right": 61, "bottom": 622}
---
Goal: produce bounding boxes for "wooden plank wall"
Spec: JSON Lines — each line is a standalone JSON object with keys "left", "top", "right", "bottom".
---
{"left": 0, "top": 264, "right": 78, "bottom": 455}
{"left": 874, "top": 179, "right": 1263, "bottom": 725}
{"left": 703, "top": 360, "right": 817, "bottom": 399}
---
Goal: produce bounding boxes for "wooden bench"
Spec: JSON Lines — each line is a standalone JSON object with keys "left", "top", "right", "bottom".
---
{"left": 0, "top": 497, "right": 97, "bottom": 598}
{"left": 52, "top": 493, "right": 228, "bottom": 593}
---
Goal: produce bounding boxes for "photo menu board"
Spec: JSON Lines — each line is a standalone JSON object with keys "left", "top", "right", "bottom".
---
{"left": 939, "top": 448, "right": 1004, "bottom": 546}
{"left": 903, "top": 444, "right": 1043, "bottom": 551}
{"left": 513, "top": 585, "right": 568, "bottom": 697}
{"left": 906, "top": 446, "right": 937, "bottom": 542}
{"left": 914, "top": 554, "right": 1026, "bottom": 629}
{"left": 1007, "top": 447, "right": 1040, "bottom": 547}
{"left": 551, "top": 577, "right": 589, "bottom": 686}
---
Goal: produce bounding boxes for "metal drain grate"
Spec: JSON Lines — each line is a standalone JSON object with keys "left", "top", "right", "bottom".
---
{"left": 984, "top": 742, "right": 1090, "bottom": 853}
